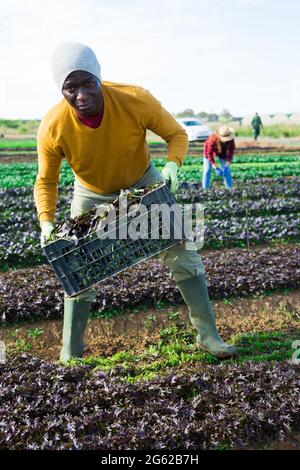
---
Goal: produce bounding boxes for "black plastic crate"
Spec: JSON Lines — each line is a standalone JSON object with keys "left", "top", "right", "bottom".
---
{"left": 43, "top": 183, "right": 186, "bottom": 296}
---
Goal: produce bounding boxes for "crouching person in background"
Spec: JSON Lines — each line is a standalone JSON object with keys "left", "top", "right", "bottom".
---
{"left": 202, "top": 126, "right": 235, "bottom": 189}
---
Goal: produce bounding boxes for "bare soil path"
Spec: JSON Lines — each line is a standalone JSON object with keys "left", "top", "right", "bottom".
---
{"left": 1, "top": 289, "right": 299, "bottom": 363}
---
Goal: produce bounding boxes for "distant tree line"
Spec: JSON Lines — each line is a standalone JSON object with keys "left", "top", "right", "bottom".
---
{"left": 175, "top": 108, "right": 242, "bottom": 124}
{"left": 0, "top": 119, "right": 40, "bottom": 135}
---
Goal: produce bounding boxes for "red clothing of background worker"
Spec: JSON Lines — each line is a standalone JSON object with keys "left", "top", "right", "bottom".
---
{"left": 204, "top": 132, "right": 235, "bottom": 165}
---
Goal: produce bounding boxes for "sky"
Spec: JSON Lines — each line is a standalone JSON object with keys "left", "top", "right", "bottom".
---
{"left": 0, "top": 0, "right": 300, "bottom": 119}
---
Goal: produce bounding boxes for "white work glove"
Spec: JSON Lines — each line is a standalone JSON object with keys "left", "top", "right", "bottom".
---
{"left": 161, "top": 161, "right": 179, "bottom": 193}
{"left": 40, "top": 221, "right": 55, "bottom": 247}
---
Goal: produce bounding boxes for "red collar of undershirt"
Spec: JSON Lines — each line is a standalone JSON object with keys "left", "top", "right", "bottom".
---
{"left": 76, "top": 105, "right": 104, "bottom": 129}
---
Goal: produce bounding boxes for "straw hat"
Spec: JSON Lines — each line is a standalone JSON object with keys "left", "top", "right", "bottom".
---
{"left": 216, "top": 125, "right": 235, "bottom": 142}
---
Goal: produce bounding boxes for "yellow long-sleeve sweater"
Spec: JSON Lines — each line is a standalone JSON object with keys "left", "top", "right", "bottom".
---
{"left": 34, "top": 81, "right": 188, "bottom": 223}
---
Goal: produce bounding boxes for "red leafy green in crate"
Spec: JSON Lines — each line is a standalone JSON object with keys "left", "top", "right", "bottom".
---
{"left": 49, "top": 183, "right": 163, "bottom": 242}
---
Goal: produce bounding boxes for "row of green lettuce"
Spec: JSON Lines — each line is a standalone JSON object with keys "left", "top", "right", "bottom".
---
{"left": 1, "top": 157, "right": 300, "bottom": 188}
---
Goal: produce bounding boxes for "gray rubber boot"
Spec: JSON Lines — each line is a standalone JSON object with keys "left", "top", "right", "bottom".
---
{"left": 177, "top": 274, "right": 237, "bottom": 358}
{"left": 60, "top": 297, "right": 92, "bottom": 362}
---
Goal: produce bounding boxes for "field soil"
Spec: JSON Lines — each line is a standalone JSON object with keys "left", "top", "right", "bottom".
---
{"left": 1, "top": 289, "right": 300, "bottom": 363}
{"left": 1, "top": 137, "right": 300, "bottom": 164}
{"left": 0, "top": 151, "right": 37, "bottom": 164}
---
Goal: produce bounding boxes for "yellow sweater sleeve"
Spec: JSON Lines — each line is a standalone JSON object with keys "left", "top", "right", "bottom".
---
{"left": 137, "top": 88, "right": 188, "bottom": 167}
{"left": 34, "top": 122, "right": 64, "bottom": 224}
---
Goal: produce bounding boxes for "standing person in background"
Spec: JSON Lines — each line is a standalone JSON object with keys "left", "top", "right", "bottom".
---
{"left": 251, "top": 112, "right": 263, "bottom": 141}
{"left": 202, "top": 126, "right": 235, "bottom": 189}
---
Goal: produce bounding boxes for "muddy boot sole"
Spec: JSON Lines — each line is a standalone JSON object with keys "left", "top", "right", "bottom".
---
{"left": 196, "top": 342, "right": 238, "bottom": 359}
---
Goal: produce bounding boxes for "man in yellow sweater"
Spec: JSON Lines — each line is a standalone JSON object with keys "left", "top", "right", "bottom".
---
{"left": 34, "top": 41, "right": 237, "bottom": 361}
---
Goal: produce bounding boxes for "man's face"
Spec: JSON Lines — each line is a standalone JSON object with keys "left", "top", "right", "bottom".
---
{"left": 62, "top": 70, "right": 102, "bottom": 117}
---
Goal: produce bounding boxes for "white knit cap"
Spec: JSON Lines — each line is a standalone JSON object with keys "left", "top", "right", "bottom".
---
{"left": 51, "top": 41, "right": 102, "bottom": 91}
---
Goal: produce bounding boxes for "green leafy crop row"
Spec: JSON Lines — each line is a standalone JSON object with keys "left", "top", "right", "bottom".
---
{"left": 1, "top": 158, "right": 300, "bottom": 188}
